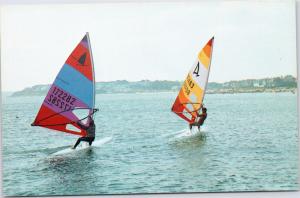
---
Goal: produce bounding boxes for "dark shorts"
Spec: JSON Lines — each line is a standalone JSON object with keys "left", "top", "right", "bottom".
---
{"left": 74, "top": 136, "right": 95, "bottom": 149}
{"left": 80, "top": 136, "right": 95, "bottom": 143}
{"left": 190, "top": 122, "right": 203, "bottom": 127}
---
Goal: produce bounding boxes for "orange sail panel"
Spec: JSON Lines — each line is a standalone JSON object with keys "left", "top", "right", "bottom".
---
{"left": 32, "top": 33, "right": 95, "bottom": 136}
{"left": 171, "top": 37, "right": 214, "bottom": 123}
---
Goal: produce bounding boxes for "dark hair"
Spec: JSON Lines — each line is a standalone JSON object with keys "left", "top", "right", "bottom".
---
{"left": 202, "top": 107, "right": 207, "bottom": 112}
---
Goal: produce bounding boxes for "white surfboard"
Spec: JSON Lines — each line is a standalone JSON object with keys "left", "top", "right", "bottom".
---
{"left": 173, "top": 128, "right": 205, "bottom": 140}
{"left": 51, "top": 136, "right": 112, "bottom": 156}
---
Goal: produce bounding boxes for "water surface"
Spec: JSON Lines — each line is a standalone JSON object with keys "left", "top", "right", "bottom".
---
{"left": 2, "top": 92, "right": 298, "bottom": 196}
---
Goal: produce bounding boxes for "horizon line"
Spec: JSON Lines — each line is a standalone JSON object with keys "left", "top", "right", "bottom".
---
{"left": 1, "top": 74, "right": 297, "bottom": 93}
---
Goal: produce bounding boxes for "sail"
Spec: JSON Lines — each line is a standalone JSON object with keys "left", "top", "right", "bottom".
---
{"left": 32, "top": 33, "right": 96, "bottom": 136}
{"left": 171, "top": 37, "right": 214, "bottom": 123}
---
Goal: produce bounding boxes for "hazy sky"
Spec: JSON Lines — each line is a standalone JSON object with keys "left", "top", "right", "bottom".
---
{"left": 1, "top": 0, "right": 297, "bottom": 91}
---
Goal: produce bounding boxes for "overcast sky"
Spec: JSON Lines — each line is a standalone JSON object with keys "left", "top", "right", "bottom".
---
{"left": 0, "top": 0, "right": 296, "bottom": 91}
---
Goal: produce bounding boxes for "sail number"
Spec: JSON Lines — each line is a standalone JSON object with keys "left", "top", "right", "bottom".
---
{"left": 193, "top": 62, "right": 200, "bottom": 77}
{"left": 47, "top": 87, "right": 76, "bottom": 111}
{"left": 183, "top": 75, "right": 195, "bottom": 95}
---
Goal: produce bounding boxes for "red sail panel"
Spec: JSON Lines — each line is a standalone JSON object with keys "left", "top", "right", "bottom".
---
{"left": 171, "top": 89, "right": 200, "bottom": 123}
{"left": 65, "top": 36, "right": 93, "bottom": 81}
{"left": 33, "top": 105, "right": 87, "bottom": 136}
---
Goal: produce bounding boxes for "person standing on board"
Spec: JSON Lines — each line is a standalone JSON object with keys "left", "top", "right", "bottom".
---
{"left": 189, "top": 105, "right": 207, "bottom": 130}
{"left": 72, "top": 116, "right": 95, "bottom": 149}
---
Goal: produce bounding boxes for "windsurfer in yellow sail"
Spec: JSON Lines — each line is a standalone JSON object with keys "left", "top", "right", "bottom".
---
{"left": 171, "top": 37, "right": 214, "bottom": 132}
{"left": 72, "top": 116, "right": 96, "bottom": 149}
{"left": 189, "top": 105, "right": 207, "bottom": 130}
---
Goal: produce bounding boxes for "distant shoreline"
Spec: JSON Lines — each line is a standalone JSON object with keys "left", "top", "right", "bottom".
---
{"left": 206, "top": 87, "right": 297, "bottom": 94}
{"left": 95, "top": 87, "right": 297, "bottom": 94}
{"left": 9, "top": 75, "right": 297, "bottom": 97}
{"left": 6, "top": 88, "right": 297, "bottom": 98}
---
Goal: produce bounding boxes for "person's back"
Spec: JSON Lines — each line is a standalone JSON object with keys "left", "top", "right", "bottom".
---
{"left": 86, "top": 122, "right": 95, "bottom": 137}
{"left": 198, "top": 111, "right": 207, "bottom": 126}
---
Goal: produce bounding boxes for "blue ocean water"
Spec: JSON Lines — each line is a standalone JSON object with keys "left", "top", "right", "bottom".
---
{"left": 1, "top": 92, "right": 298, "bottom": 196}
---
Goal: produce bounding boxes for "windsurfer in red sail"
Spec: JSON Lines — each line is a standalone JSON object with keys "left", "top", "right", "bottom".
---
{"left": 189, "top": 105, "right": 207, "bottom": 130}
{"left": 72, "top": 115, "right": 95, "bottom": 149}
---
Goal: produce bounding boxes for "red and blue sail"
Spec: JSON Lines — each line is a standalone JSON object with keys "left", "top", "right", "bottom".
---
{"left": 32, "top": 33, "right": 96, "bottom": 136}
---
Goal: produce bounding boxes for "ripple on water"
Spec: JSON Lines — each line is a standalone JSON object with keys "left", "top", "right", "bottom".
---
{"left": 2, "top": 92, "right": 299, "bottom": 195}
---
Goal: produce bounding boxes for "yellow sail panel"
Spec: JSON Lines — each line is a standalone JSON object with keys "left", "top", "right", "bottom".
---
{"left": 198, "top": 50, "right": 210, "bottom": 69}
{"left": 171, "top": 37, "right": 214, "bottom": 123}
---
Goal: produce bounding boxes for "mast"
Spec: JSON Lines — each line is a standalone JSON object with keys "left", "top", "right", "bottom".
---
{"left": 86, "top": 32, "right": 96, "bottom": 115}
{"left": 202, "top": 36, "right": 214, "bottom": 103}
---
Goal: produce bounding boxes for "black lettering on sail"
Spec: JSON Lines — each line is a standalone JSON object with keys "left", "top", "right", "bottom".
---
{"left": 193, "top": 62, "right": 200, "bottom": 77}
{"left": 78, "top": 52, "right": 87, "bottom": 65}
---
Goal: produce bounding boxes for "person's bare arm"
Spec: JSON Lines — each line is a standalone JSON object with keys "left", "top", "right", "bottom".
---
{"left": 196, "top": 104, "right": 204, "bottom": 116}
{"left": 198, "top": 113, "right": 205, "bottom": 118}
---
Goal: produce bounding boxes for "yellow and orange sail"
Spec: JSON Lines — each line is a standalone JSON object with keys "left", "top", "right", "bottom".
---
{"left": 171, "top": 37, "right": 214, "bottom": 123}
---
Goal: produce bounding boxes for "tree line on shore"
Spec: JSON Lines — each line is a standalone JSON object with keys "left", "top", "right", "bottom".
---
{"left": 11, "top": 75, "right": 297, "bottom": 96}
